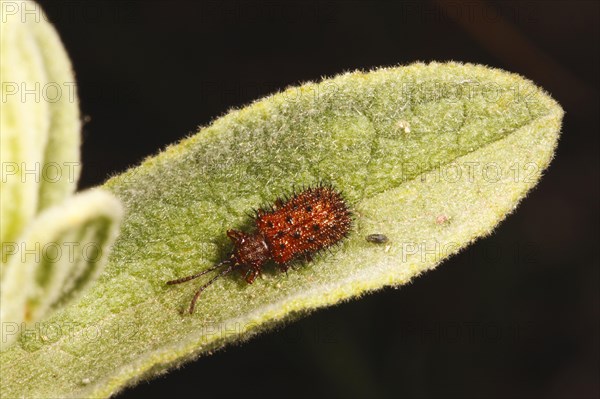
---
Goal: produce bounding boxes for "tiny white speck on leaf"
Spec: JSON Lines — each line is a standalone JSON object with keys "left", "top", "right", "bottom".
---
{"left": 397, "top": 120, "right": 411, "bottom": 133}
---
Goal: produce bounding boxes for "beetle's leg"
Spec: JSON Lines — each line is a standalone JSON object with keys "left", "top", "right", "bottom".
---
{"left": 245, "top": 267, "right": 260, "bottom": 284}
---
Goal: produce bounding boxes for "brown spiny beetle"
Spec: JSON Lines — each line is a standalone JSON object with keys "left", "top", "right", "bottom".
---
{"left": 167, "top": 184, "right": 352, "bottom": 314}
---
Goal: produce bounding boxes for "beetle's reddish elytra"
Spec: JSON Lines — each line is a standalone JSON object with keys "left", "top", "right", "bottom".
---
{"left": 167, "top": 184, "right": 353, "bottom": 314}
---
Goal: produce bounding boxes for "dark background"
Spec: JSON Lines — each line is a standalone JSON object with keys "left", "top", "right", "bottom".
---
{"left": 36, "top": 1, "right": 599, "bottom": 398}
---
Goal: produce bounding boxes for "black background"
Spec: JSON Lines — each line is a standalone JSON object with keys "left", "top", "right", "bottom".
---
{"left": 36, "top": 1, "right": 599, "bottom": 398}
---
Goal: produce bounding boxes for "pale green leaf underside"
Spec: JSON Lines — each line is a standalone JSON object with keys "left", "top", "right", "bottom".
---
{"left": 0, "top": 0, "right": 81, "bottom": 248}
{"left": 0, "top": 62, "right": 562, "bottom": 398}
{"left": 0, "top": 189, "right": 123, "bottom": 348}
{"left": 0, "top": 1, "right": 120, "bottom": 350}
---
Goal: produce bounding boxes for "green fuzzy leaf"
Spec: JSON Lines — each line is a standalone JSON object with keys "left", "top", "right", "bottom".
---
{"left": 0, "top": 0, "right": 81, "bottom": 248}
{"left": 1, "top": 0, "right": 122, "bottom": 350}
{"left": 26, "top": 3, "right": 81, "bottom": 212}
{"left": 1, "top": 190, "right": 123, "bottom": 348}
{"left": 0, "top": 62, "right": 562, "bottom": 398}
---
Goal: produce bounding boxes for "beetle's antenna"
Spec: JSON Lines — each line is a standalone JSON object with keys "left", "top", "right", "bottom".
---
{"left": 188, "top": 262, "right": 237, "bottom": 314}
{"left": 166, "top": 260, "right": 231, "bottom": 285}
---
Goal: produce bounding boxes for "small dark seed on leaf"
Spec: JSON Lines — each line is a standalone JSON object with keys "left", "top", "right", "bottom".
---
{"left": 366, "top": 234, "right": 389, "bottom": 244}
